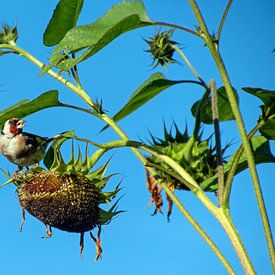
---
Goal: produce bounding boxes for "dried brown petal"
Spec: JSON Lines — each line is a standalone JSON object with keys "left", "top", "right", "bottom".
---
{"left": 90, "top": 226, "right": 103, "bottom": 261}
{"left": 146, "top": 169, "right": 163, "bottom": 215}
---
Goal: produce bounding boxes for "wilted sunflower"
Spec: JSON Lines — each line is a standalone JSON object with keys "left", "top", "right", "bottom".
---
{"left": 13, "top": 135, "right": 121, "bottom": 261}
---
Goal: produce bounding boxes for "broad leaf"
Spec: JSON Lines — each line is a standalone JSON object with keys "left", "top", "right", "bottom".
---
{"left": 41, "top": 1, "right": 153, "bottom": 74}
{"left": 0, "top": 91, "right": 61, "bottom": 128}
{"left": 191, "top": 87, "right": 238, "bottom": 124}
{"left": 242, "top": 87, "right": 275, "bottom": 106}
{"left": 201, "top": 136, "right": 275, "bottom": 191}
{"left": 102, "top": 73, "right": 184, "bottom": 131}
{"left": 259, "top": 119, "right": 275, "bottom": 140}
{"left": 44, "top": 0, "right": 84, "bottom": 46}
{"left": 242, "top": 87, "right": 275, "bottom": 139}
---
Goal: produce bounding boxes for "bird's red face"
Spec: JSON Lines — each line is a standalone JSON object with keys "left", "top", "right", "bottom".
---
{"left": 3, "top": 118, "right": 25, "bottom": 135}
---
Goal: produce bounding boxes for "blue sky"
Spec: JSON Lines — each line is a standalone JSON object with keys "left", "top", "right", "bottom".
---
{"left": 0, "top": 1, "right": 274, "bottom": 274}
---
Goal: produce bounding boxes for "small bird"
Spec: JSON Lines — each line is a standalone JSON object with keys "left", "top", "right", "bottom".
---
{"left": 0, "top": 118, "right": 64, "bottom": 171}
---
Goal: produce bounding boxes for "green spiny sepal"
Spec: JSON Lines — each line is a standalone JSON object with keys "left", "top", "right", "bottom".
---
{"left": 0, "top": 24, "right": 18, "bottom": 45}
{"left": 146, "top": 122, "right": 228, "bottom": 191}
{"left": 144, "top": 29, "right": 178, "bottom": 69}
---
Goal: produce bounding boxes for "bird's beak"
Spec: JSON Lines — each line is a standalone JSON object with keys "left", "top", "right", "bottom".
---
{"left": 16, "top": 119, "right": 26, "bottom": 129}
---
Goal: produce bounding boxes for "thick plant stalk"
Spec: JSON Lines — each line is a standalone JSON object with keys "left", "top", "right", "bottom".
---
{"left": 187, "top": 0, "right": 275, "bottom": 271}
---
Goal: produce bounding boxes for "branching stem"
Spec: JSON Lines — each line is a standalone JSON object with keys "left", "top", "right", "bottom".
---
{"left": 172, "top": 45, "right": 207, "bottom": 87}
{"left": 188, "top": 0, "right": 275, "bottom": 271}
{"left": 153, "top": 20, "right": 200, "bottom": 37}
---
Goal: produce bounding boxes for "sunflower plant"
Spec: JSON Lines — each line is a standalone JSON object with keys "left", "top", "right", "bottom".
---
{"left": 0, "top": 1, "right": 274, "bottom": 274}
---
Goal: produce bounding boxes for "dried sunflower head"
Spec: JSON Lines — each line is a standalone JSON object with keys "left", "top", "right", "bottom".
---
{"left": 13, "top": 133, "right": 121, "bottom": 261}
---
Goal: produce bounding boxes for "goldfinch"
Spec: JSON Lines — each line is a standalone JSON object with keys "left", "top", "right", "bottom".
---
{"left": 0, "top": 118, "right": 63, "bottom": 170}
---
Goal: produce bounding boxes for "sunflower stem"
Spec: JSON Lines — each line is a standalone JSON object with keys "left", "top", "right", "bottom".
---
{"left": 153, "top": 21, "right": 200, "bottom": 37}
{"left": 223, "top": 120, "right": 265, "bottom": 208}
{"left": 90, "top": 138, "right": 255, "bottom": 274}
{"left": 188, "top": 0, "right": 275, "bottom": 271}
{"left": 162, "top": 182, "right": 235, "bottom": 274}
{"left": 217, "top": 0, "right": 233, "bottom": 42}
{"left": 0, "top": 44, "right": 95, "bottom": 109}
{"left": 172, "top": 45, "right": 207, "bottom": 87}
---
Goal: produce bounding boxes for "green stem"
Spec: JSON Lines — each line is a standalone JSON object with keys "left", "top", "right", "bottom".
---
{"left": 0, "top": 44, "right": 95, "bottom": 108}
{"left": 188, "top": 0, "right": 275, "bottom": 271}
{"left": 172, "top": 45, "right": 207, "bottom": 86}
{"left": 162, "top": 182, "right": 235, "bottom": 274}
{"left": 223, "top": 121, "right": 265, "bottom": 207}
{"left": 209, "top": 79, "right": 224, "bottom": 205}
{"left": 93, "top": 138, "right": 255, "bottom": 274}
{"left": 153, "top": 21, "right": 200, "bottom": 37}
{"left": 217, "top": 0, "right": 233, "bottom": 42}
{"left": 171, "top": 45, "right": 208, "bottom": 160}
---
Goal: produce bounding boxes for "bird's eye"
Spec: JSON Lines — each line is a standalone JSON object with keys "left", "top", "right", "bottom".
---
{"left": 9, "top": 120, "right": 18, "bottom": 126}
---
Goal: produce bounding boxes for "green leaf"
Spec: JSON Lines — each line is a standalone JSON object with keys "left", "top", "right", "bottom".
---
{"left": 201, "top": 136, "right": 275, "bottom": 191}
{"left": 191, "top": 87, "right": 238, "bottom": 124}
{"left": 0, "top": 91, "right": 61, "bottom": 128}
{"left": 242, "top": 87, "right": 275, "bottom": 139}
{"left": 43, "top": 0, "right": 84, "bottom": 46}
{"left": 41, "top": 1, "right": 153, "bottom": 74}
{"left": 259, "top": 119, "right": 275, "bottom": 140}
{"left": 242, "top": 87, "right": 275, "bottom": 106}
{"left": 101, "top": 73, "right": 184, "bottom": 131}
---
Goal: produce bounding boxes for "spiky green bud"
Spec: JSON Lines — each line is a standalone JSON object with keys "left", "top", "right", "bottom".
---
{"left": 146, "top": 122, "right": 228, "bottom": 190}
{"left": 144, "top": 29, "right": 178, "bottom": 68}
{"left": 0, "top": 24, "right": 18, "bottom": 45}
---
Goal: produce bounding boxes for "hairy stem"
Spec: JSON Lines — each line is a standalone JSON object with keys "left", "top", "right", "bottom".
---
{"left": 188, "top": 0, "right": 275, "bottom": 271}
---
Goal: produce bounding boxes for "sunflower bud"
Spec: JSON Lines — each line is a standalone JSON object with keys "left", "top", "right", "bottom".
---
{"left": 144, "top": 29, "right": 178, "bottom": 68}
{"left": 146, "top": 122, "right": 228, "bottom": 219}
{"left": 0, "top": 24, "right": 18, "bottom": 45}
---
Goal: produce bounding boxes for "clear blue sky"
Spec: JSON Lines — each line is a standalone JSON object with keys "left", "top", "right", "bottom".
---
{"left": 0, "top": 1, "right": 274, "bottom": 274}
